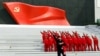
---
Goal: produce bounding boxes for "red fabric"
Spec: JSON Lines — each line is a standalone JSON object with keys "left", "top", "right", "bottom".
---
{"left": 82, "top": 37, "right": 87, "bottom": 51}
{"left": 93, "top": 37, "right": 98, "bottom": 44}
{"left": 3, "top": 2, "right": 70, "bottom": 25}
{"left": 62, "top": 46, "right": 67, "bottom": 52}
{"left": 49, "top": 37, "right": 54, "bottom": 45}
{"left": 85, "top": 36, "right": 93, "bottom": 51}
{"left": 41, "top": 31, "right": 48, "bottom": 43}
{"left": 72, "top": 36, "right": 78, "bottom": 51}
{"left": 61, "top": 34, "right": 68, "bottom": 46}
{"left": 44, "top": 38, "right": 49, "bottom": 52}
{"left": 92, "top": 36, "right": 99, "bottom": 51}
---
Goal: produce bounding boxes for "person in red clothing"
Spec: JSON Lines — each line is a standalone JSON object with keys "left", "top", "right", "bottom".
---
{"left": 61, "top": 34, "right": 69, "bottom": 51}
{"left": 72, "top": 32, "right": 78, "bottom": 51}
{"left": 40, "top": 30, "right": 47, "bottom": 43}
{"left": 48, "top": 35, "right": 55, "bottom": 51}
{"left": 68, "top": 35, "right": 73, "bottom": 51}
{"left": 92, "top": 35, "right": 99, "bottom": 51}
{"left": 65, "top": 31, "right": 70, "bottom": 37}
{"left": 64, "top": 32, "right": 70, "bottom": 51}
{"left": 44, "top": 36, "right": 49, "bottom": 52}
{"left": 72, "top": 31, "right": 79, "bottom": 38}
{"left": 76, "top": 35, "right": 82, "bottom": 51}
{"left": 52, "top": 32, "right": 57, "bottom": 51}
{"left": 47, "top": 30, "right": 52, "bottom": 51}
{"left": 81, "top": 36, "right": 87, "bottom": 51}
{"left": 72, "top": 34, "right": 78, "bottom": 51}
{"left": 53, "top": 37, "right": 57, "bottom": 51}
{"left": 55, "top": 31, "right": 60, "bottom": 36}
{"left": 85, "top": 34, "right": 93, "bottom": 51}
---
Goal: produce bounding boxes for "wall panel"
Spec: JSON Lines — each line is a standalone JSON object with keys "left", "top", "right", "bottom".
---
{"left": 0, "top": 0, "right": 94, "bottom": 25}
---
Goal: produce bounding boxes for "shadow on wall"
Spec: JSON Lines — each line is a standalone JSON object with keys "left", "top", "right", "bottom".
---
{"left": 0, "top": 7, "right": 17, "bottom": 24}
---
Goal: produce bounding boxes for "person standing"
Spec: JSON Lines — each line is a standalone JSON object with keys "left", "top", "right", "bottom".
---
{"left": 92, "top": 35, "right": 99, "bottom": 51}
{"left": 53, "top": 35, "right": 66, "bottom": 56}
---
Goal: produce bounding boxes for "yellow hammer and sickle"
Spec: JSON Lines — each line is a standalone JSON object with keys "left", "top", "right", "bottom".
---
{"left": 14, "top": 7, "right": 20, "bottom": 12}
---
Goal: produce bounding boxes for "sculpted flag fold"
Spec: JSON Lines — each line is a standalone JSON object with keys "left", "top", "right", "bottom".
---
{"left": 3, "top": 2, "right": 70, "bottom": 25}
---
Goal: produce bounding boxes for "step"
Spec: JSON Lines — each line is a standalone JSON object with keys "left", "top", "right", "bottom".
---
{"left": 0, "top": 39, "right": 42, "bottom": 43}
{"left": 15, "top": 51, "right": 100, "bottom": 56}
{"left": 0, "top": 43, "right": 43, "bottom": 46}
{"left": 0, "top": 49, "right": 43, "bottom": 52}
{"left": 0, "top": 46, "right": 43, "bottom": 50}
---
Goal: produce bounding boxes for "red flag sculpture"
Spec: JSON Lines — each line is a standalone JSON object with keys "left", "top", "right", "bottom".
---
{"left": 3, "top": 2, "right": 70, "bottom": 25}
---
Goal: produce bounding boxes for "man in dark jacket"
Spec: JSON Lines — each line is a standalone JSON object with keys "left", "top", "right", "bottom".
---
{"left": 53, "top": 35, "right": 66, "bottom": 56}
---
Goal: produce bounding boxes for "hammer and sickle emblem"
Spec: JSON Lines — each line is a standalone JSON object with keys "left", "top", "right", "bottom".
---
{"left": 14, "top": 7, "right": 20, "bottom": 12}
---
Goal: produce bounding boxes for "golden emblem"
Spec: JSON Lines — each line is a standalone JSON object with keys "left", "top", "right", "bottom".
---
{"left": 14, "top": 6, "right": 20, "bottom": 12}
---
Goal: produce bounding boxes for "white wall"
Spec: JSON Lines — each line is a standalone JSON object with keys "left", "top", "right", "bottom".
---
{"left": 0, "top": 25, "right": 85, "bottom": 40}
{"left": 0, "top": 25, "right": 99, "bottom": 40}
{"left": 95, "top": 0, "right": 100, "bottom": 22}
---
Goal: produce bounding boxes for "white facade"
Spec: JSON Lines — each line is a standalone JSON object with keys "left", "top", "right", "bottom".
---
{"left": 0, "top": 25, "right": 99, "bottom": 56}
